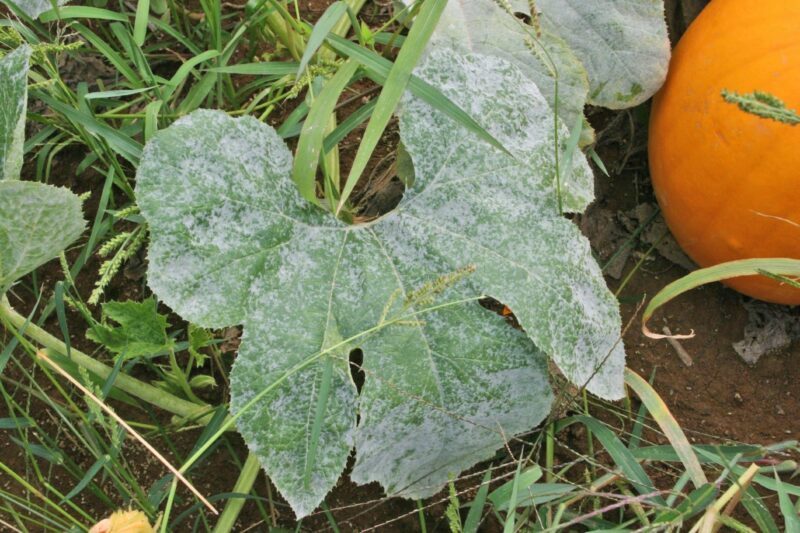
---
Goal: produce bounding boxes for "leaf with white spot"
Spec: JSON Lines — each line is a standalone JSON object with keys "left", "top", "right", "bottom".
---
{"left": 0, "top": 181, "right": 86, "bottom": 294}
{"left": 431, "top": 0, "right": 590, "bottom": 145}
{"left": 536, "top": 0, "right": 670, "bottom": 108}
{"left": 137, "top": 46, "right": 624, "bottom": 518}
{"left": 0, "top": 45, "right": 85, "bottom": 295}
{"left": 1, "top": 46, "right": 30, "bottom": 181}
{"left": 2, "top": 0, "right": 70, "bottom": 19}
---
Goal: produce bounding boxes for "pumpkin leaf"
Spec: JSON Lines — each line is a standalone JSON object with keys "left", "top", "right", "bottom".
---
{"left": 0, "top": 181, "right": 86, "bottom": 294}
{"left": 0, "top": 46, "right": 30, "bottom": 181}
{"left": 536, "top": 0, "right": 670, "bottom": 108}
{"left": 137, "top": 47, "right": 623, "bottom": 518}
{"left": 2, "top": 0, "right": 70, "bottom": 19}
{"left": 0, "top": 46, "right": 85, "bottom": 295}
{"left": 431, "top": 0, "right": 590, "bottom": 150}
{"left": 87, "top": 297, "right": 174, "bottom": 359}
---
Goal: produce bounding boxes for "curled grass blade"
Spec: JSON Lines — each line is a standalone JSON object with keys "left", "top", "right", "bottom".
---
{"left": 642, "top": 258, "right": 800, "bottom": 338}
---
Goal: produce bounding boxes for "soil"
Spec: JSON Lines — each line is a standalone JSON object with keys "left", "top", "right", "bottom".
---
{"left": 3, "top": 0, "right": 800, "bottom": 531}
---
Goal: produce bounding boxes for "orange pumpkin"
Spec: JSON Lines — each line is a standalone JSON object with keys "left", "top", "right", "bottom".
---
{"left": 649, "top": 0, "right": 800, "bottom": 305}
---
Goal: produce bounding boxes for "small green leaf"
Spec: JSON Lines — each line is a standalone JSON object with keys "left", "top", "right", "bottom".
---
{"left": 188, "top": 324, "right": 213, "bottom": 368}
{"left": 0, "top": 45, "right": 30, "bottom": 181}
{"left": 87, "top": 297, "right": 173, "bottom": 359}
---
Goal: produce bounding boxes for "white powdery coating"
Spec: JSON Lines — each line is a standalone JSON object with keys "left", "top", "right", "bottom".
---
{"left": 0, "top": 181, "right": 86, "bottom": 292}
{"left": 137, "top": 46, "right": 625, "bottom": 518}
{"left": 0, "top": 46, "right": 30, "bottom": 181}
{"left": 536, "top": 0, "right": 671, "bottom": 108}
{"left": 3, "top": 0, "right": 70, "bottom": 19}
{"left": 431, "top": 0, "right": 590, "bottom": 158}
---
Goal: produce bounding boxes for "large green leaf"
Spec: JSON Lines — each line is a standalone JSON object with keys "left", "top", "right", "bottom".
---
{"left": 536, "top": 0, "right": 670, "bottom": 108}
{"left": 0, "top": 181, "right": 86, "bottom": 294}
{"left": 0, "top": 46, "right": 30, "bottom": 181}
{"left": 431, "top": 0, "right": 590, "bottom": 151}
{"left": 137, "top": 47, "right": 623, "bottom": 517}
{"left": 0, "top": 45, "right": 85, "bottom": 294}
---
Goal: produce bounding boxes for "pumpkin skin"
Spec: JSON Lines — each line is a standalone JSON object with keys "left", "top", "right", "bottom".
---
{"left": 649, "top": 0, "right": 800, "bottom": 305}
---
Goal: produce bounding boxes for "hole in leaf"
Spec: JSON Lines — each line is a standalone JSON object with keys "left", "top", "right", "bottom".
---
{"left": 349, "top": 348, "right": 365, "bottom": 392}
{"left": 480, "top": 297, "right": 522, "bottom": 330}
{"left": 514, "top": 11, "right": 532, "bottom": 24}
{"left": 349, "top": 121, "right": 407, "bottom": 223}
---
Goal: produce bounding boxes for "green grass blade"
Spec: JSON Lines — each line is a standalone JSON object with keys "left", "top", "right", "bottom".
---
{"left": 643, "top": 258, "right": 800, "bottom": 337}
{"left": 501, "top": 459, "right": 524, "bottom": 533}
{"left": 334, "top": 0, "right": 447, "bottom": 215}
{"left": 59, "top": 454, "right": 110, "bottom": 504}
{"left": 84, "top": 87, "right": 156, "bottom": 100}
{"left": 569, "top": 414, "right": 666, "bottom": 506}
{"left": 489, "top": 466, "right": 542, "bottom": 512}
{"left": 625, "top": 369, "right": 708, "bottom": 488}
{"left": 75, "top": 24, "right": 143, "bottom": 87}
{"left": 463, "top": 468, "right": 492, "bottom": 533}
{"left": 775, "top": 471, "right": 800, "bottom": 533}
{"left": 323, "top": 98, "right": 376, "bottom": 152}
{"left": 207, "top": 62, "right": 300, "bottom": 76}
{"left": 163, "top": 49, "right": 221, "bottom": 101}
{"left": 40, "top": 6, "right": 129, "bottom": 21}
{"left": 35, "top": 92, "right": 143, "bottom": 163}
{"left": 293, "top": 60, "right": 359, "bottom": 204}
{"left": 133, "top": 0, "right": 151, "bottom": 46}
{"left": 296, "top": 1, "right": 348, "bottom": 78}
{"left": 742, "top": 487, "right": 780, "bottom": 533}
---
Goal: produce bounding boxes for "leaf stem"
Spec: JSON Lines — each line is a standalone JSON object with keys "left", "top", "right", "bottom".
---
{"left": 0, "top": 296, "right": 213, "bottom": 422}
{"left": 212, "top": 453, "right": 261, "bottom": 533}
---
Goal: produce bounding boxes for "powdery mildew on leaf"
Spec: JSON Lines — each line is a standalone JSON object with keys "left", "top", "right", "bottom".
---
{"left": 2, "top": 0, "right": 70, "bottom": 19}
{"left": 536, "top": 0, "right": 670, "bottom": 108}
{"left": 432, "top": 0, "right": 590, "bottom": 153}
{"left": 0, "top": 46, "right": 30, "bottom": 181}
{"left": 0, "top": 46, "right": 85, "bottom": 294}
{"left": 392, "top": 49, "right": 625, "bottom": 401}
{"left": 0, "top": 181, "right": 86, "bottom": 293}
{"left": 137, "top": 47, "right": 625, "bottom": 518}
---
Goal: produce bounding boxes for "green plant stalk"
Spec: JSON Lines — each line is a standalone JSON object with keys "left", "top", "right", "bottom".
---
{"left": 0, "top": 297, "right": 212, "bottom": 422}
{"left": 318, "top": 0, "right": 367, "bottom": 202}
{"left": 212, "top": 453, "right": 261, "bottom": 533}
{"left": 264, "top": 1, "right": 305, "bottom": 61}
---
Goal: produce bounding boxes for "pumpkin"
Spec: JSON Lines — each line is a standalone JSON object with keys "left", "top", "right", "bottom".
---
{"left": 648, "top": 0, "right": 800, "bottom": 305}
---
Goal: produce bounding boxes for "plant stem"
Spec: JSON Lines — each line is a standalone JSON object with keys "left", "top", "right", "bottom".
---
{"left": 212, "top": 453, "right": 261, "bottom": 533}
{"left": 264, "top": 1, "right": 305, "bottom": 61}
{"left": 0, "top": 296, "right": 213, "bottom": 422}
